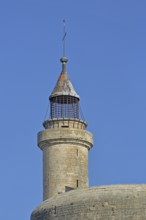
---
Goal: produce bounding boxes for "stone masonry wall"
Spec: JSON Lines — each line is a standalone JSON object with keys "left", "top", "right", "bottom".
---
{"left": 43, "top": 144, "right": 88, "bottom": 199}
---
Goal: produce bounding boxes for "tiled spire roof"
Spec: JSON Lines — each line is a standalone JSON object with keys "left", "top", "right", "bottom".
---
{"left": 49, "top": 57, "right": 80, "bottom": 100}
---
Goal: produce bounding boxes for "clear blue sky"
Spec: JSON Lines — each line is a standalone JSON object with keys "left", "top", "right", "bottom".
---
{"left": 0, "top": 0, "right": 146, "bottom": 219}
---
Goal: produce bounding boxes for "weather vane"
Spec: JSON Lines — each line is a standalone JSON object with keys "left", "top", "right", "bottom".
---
{"left": 62, "top": 19, "right": 67, "bottom": 56}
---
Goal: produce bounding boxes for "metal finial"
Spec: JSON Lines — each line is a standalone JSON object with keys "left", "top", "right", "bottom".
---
{"left": 62, "top": 19, "right": 67, "bottom": 56}
{"left": 60, "top": 56, "right": 68, "bottom": 63}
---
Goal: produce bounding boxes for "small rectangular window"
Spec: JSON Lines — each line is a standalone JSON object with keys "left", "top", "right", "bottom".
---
{"left": 77, "top": 180, "right": 79, "bottom": 188}
{"left": 61, "top": 125, "right": 69, "bottom": 128}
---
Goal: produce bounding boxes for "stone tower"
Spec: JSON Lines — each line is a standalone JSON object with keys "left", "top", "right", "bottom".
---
{"left": 31, "top": 56, "right": 146, "bottom": 220}
{"left": 38, "top": 56, "right": 93, "bottom": 200}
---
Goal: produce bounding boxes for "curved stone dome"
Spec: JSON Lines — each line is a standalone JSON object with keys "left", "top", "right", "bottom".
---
{"left": 31, "top": 184, "right": 146, "bottom": 220}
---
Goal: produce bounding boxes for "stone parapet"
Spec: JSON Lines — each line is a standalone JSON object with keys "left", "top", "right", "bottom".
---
{"left": 43, "top": 118, "right": 87, "bottom": 130}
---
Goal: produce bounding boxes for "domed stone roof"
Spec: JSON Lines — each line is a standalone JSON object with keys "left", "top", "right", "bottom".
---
{"left": 31, "top": 184, "right": 146, "bottom": 220}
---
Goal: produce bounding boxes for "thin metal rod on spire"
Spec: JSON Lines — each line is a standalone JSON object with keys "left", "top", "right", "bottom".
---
{"left": 62, "top": 19, "right": 67, "bottom": 56}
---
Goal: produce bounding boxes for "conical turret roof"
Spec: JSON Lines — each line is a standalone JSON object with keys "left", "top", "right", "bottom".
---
{"left": 49, "top": 57, "right": 80, "bottom": 100}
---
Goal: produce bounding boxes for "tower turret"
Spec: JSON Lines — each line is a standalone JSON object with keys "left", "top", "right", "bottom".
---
{"left": 38, "top": 57, "right": 93, "bottom": 200}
